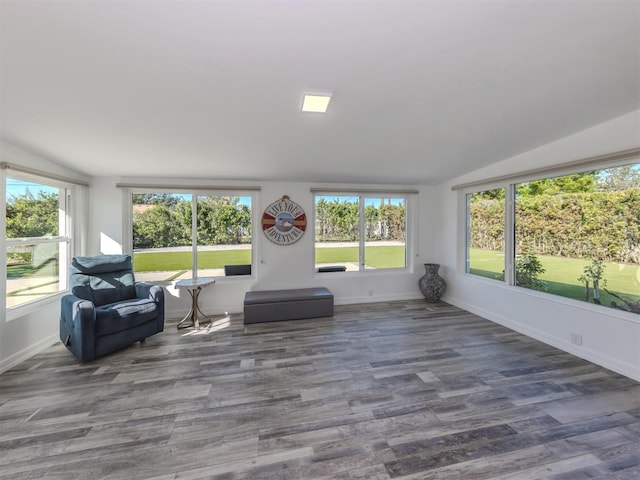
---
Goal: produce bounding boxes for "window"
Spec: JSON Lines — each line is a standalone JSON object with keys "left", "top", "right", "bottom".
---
{"left": 5, "top": 175, "right": 71, "bottom": 309}
{"left": 314, "top": 193, "right": 408, "bottom": 272}
{"left": 466, "top": 188, "right": 505, "bottom": 281}
{"left": 130, "top": 191, "right": 253, "bottom": 282}
{"left": 195, "top": 194, "right": 252, "bottom": 275}
{"left": 464, "top": 161, "right": 640, "bottom": 314}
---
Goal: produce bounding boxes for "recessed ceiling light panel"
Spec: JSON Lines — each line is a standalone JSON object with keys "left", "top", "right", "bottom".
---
{"left": 301, "top": 93, "right": 332, "bottom": 113}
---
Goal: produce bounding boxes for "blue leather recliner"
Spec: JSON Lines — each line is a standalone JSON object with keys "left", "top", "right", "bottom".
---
{"left": 60, "top": 254, "right": 164, "bottom": 362}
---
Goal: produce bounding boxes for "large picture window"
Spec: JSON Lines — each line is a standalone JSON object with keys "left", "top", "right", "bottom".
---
{"left": 5, "top": 176, "right": 71, "bottom": 309}
{"left": 131, "top": 191, "right": 253, "bottom": 282}
{"left": 464, "top": 162, "right": 639, "bottom": 314}
{"left": 314, "top": 193, "right": 408, "bottom": 272}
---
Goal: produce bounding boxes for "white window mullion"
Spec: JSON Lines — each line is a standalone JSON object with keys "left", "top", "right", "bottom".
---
{"left": 505, "top": 183, "right": 516, "bottom": 286}
{"left": 465, "top": 193, "right": 472, "bottom": 274}
{"left": 6, "top": 236, "right": 69, "bottom": 246}
{"left": 358, "top": 195, "right": 365, "bottom": 271}
{"left": 192, "top": 195, "right": 198, "bottom": 280}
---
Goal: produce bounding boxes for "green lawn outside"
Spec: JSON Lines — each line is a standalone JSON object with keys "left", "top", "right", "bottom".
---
{"left": 314, "top": 246, "right": 359, "bottom": 264}
{"left": 365, "top": 245, "right": 406, "bottom": 268}
{"left": 469, "top": 248, "right": 639, "bottom": 307}
{"left": 314, "top": 245, "right": 406, "bottom": 268}
{"left": 6, "top": 245, "right": 405, "bottom": 278}
{"left": 133, "top": 245, "right": 406, "bottom": 271}
{"left": 134, "top": 250, "right": 252, "bottom": 271}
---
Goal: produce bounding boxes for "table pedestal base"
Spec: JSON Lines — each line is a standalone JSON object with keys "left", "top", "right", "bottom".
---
{"left": 175, "top": 278, "right": 216, "bottom": 330}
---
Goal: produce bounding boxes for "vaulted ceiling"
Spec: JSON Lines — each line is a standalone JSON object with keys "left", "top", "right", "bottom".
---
{"left": 1, "top": 0, "right": 638, "bottom": 185}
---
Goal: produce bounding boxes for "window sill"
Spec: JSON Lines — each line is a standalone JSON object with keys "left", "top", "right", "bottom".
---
{"left": 314, "top": 267, "right": 412, "bottom": 277}
{"left": 5, "top": 291, "right": 66, "bottom": 322}
{"left": 462, "top": 272, "right": 640, "bottom": 325}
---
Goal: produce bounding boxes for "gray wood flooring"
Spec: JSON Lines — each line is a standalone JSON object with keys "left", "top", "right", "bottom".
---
{"left": 1, "top": 300, "right": 639, "bottom": 480}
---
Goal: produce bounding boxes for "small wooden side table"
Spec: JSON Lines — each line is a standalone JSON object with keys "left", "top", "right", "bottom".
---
{"left": 175, "top": 277, "right": 216, "bottom": 329}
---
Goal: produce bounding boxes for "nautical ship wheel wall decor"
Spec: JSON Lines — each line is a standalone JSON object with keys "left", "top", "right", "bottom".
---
{"left": 261, "top": 195, "right": 307, "bottom": 245}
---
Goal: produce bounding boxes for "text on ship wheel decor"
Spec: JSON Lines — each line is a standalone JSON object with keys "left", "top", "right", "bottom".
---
{"left": 262, "top": 195, "right": 307, "bottom": 245}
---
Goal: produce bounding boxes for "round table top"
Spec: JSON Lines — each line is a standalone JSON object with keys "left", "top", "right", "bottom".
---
{"left": 175, "top": 277, "right": 216, "bottom": 289}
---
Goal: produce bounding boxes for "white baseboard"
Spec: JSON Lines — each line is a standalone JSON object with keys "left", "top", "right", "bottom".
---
{"left": 165, "top": 306, "right": 242, "bottom": 319}
{"left": 0, "top": 333, "right": 58, "bottom": 374}
{"left": 335, "top": 293, "right": 423, "bottom": 306}
{"left": 444, "top": 295, "right": 640, "bottom": 382}
{"left": 166, "top": 294, "right": 425, "bottom": 320}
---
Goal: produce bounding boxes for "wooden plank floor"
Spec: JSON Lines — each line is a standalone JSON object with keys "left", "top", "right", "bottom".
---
{"left": 1, "top": 300, "right": 639, "bottom": 480}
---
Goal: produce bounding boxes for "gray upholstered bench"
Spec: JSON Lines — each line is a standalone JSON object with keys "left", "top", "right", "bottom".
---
{"left": 243, "top": 287, "right": 334, "bottom": 324}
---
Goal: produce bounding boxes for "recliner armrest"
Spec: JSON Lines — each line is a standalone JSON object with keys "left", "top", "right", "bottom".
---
{"left": 60, "top": 294, "right": 97, "bottom": 362}
{"left": 135, "top": 282, "right": 163, "bottom": 302}
{"left": 61, "top": 294, "right": 96, "bottom": 327}
{"left": 135, "top": 282, "right": 165, "bottom": 331}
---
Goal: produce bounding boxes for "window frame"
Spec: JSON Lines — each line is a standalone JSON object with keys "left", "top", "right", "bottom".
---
{"left": 312, "top": 190, "right": 415, "bottom": 274}
{"left": 459, "top": 154, "right": 640, "bottom": 318}
{"left": 3, "top": 170, "right": 75, "bottom": 319}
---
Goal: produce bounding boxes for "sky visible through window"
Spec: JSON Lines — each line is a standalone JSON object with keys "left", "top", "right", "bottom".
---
{"left": 6, "top": 179, "right": 57, "bottom": 199}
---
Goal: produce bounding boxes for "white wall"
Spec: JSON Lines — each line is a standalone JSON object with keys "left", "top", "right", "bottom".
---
{"left": 1, "top": 140, "right": 90, "bottom": 372}
{"left": 436, "top": 110, "right": 640, "bottom": 381}
{"left": 89, "top": 177, "right": 437, "bottom": 321}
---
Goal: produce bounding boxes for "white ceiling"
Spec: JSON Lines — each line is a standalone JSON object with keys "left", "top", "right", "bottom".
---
{"left": 1, "top": 0, "right": 639, "bottom": 185}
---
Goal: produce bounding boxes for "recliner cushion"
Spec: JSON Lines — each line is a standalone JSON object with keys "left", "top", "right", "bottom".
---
{"left": 71, "top": 272, "right": 136, "bottom": 307}
{"left": 70, "top": 255, "right": 136, "bottom": 306}
{"left": 95, "top": 298, "right": 158, "bottom": 337}
{"left": 71, "top": 255, "right": 132, "bottom": 274}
